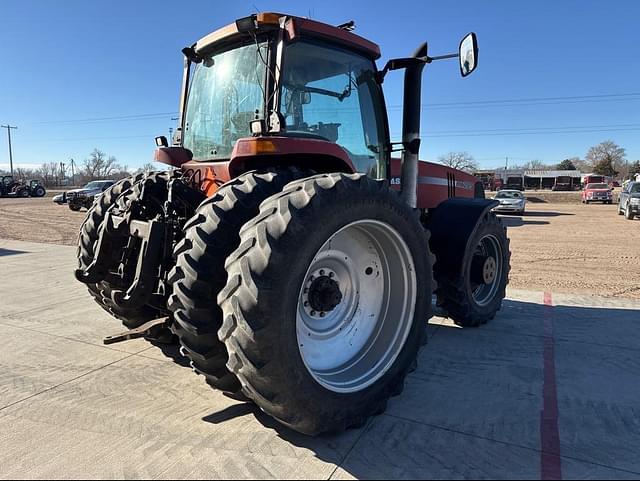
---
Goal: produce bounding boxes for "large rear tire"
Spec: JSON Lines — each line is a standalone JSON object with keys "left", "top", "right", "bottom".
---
{"left": 168, "top": 169, "right": 308, "bottom": 393}
{"left": 434, "top": 212, "right": 510, "bottom": 327}
{"left": 76, "top": 172, "right": 167, "bottom": 328}
{"left": 218, "top": 173, "right": 433, "bottom": 435}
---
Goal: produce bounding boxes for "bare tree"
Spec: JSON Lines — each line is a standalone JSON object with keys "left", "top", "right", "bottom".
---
{"left": 586, "top": 140, "right": 626, "bottom": 174}
{"left": 38, "top": 162, "right": 60, "bottom": 187}
{"left": 13, "top": 167, "right": 36, "bottom": 180}
{"left": 438, "top": 152, "right": 478, "bottom": 173}
{"left": 82, "top": 149, "right": 121, "bottom": 180}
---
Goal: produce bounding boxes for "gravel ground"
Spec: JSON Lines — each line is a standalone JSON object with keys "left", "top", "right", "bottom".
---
{"left": 1, "top": 196, "right": 638, "bottom": 299}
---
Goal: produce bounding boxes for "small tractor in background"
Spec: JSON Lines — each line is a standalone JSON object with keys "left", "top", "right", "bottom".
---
{"left": 75, "top": 13, "right": 510, "bottom": 435}
{"left": 0, "top": 176, "right": 46, "bottom": 198}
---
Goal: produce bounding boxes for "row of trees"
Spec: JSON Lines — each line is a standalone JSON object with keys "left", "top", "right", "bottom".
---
{"left": 439, "top": 140, "right": 639, "bottom": 179}
{"left": 0, "top": 149, "right": 160, "bottom": 187}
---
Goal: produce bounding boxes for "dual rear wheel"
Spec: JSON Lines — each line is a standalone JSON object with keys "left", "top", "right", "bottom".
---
{"left": 78, "top": 169, "right": 510, "bottom": 435}
{"left": 170, "top": 172, "right": 433, "bottom": 434}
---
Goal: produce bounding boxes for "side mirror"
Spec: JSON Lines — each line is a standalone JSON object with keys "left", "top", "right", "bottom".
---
{"left": 459, "top": 32, "right": 479, "bottom": 77}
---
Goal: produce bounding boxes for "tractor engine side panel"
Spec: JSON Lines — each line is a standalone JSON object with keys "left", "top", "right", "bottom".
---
{"left": 390, "top": 158, "right": 477, "bottom": 210}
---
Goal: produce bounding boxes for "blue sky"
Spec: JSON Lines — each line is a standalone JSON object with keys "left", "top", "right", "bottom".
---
{"left": 1, "top": 0, "right": 638, "bottom": 171}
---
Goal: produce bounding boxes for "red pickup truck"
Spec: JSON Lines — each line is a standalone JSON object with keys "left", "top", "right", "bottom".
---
{"left": 582, "top": 183, "right": 613, "bottom": 204}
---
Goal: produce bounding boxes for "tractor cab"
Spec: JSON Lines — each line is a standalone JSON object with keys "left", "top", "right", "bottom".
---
{"left": 174, "top": 14, "right": 388, "bottom": 179}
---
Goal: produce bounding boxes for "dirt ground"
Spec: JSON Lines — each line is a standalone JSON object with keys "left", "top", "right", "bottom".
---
{"left": 1, "top": 196, "right": 639, "bottom": 299}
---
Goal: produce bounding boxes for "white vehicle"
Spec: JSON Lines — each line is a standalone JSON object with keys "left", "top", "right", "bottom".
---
{"left": 493, "top": 189, "right": 526, "bottom": 215}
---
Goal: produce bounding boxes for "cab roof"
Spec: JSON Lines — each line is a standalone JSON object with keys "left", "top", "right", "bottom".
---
{"left": 194, "top": 13, "right": 381, "bottom": 60}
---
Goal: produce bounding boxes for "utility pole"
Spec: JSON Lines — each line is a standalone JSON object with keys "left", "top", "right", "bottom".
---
{"left": 70, "top": 158, "right": 76, "bottom": 185}
{"left": 1, "top": 125, "right": 17, "bottom": 176}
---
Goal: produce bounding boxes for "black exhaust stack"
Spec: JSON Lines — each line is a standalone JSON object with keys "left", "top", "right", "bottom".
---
{"left": 400, "top": 42, "right": 428, "bottom": 209}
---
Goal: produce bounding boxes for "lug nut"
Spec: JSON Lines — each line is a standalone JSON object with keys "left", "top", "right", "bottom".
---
{"left": 320, "top": 312, "right": 326, "bottom": 317}
{"left": 319, "top": 269, "right": 325, "bottom": 276}
{"left": 311, "top": 310, "right": 317, "bottom": 316}
{"left": 329, "top": 272, "right": 335, "bottom": 278}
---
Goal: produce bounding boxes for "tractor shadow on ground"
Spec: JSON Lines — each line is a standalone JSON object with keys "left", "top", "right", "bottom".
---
{"left": 0, "top": 248, "right": 29, "bottom": 257}
{"left": 498, "top": 216, "right": 549, "bottom": 228}
{"left": 522, "top": 210, "right": 575, "bottom": 217}
{"left": 199, "top": 299, "right": 640, "bottom": 478}
{"left": 147, "top": 338, "right": 192, "bottom": 368}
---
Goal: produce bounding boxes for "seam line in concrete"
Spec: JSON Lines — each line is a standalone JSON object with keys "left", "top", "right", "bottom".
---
{"left": 0, "top": 352, "right": 140, "bottom": 413}
{"left": 5, "top": 295, "right": 87, "bottom": 316}
{"left": 0, "top": 318, "right": 151, "bottom": 356}
{"left": 383, "top": 412, "right": 640, "bottom": 477}
{"left": 328, "top": 418, "right": 374, "bottom": 480}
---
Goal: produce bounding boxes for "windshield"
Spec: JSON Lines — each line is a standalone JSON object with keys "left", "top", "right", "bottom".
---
{"left": 496, "top": 191, "right": 523, "bottom": 199}
{"left": 280, "top": 41, "right": 387, "bottom": 178}
{"left": 84, "top": 182, "right": 108, "bottom": 190}
{"left": 630, "top": 183, "right": 640, "bottom": 193}
{"left": 183, "top": 42, "right": 268, "bottom": 160}
{"left": 587, "top": 183, "right": 608, "bottom": 190}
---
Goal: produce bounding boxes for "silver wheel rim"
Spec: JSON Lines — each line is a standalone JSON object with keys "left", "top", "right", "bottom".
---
{"left": 296, "top": 220, "right": 417, "bottom": 394}
{"left": 471, "top": 234, "right": 503, "bottom": 306}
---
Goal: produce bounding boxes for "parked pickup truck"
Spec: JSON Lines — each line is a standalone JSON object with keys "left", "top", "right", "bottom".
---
{"left": 54, "top": 180, "right": 116, "bottom": 211}
{"left": 618, "top": 181, "right": 640, "bottom": 220}
{"left": 582, "top": 183, "right": 613, "bottom": 204}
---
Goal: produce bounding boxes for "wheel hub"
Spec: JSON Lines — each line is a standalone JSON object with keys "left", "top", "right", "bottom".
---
{"left": 470, "top": 234, "right": 504, "bottom": 307}
{"left": 307, "top": 274, "right": 343, "bottom": 314}
{"left": 471, "top": 255, "right": 497, "bottom": 285}
{"left": 481, "top": 256, "right": 497, "bottom": 284}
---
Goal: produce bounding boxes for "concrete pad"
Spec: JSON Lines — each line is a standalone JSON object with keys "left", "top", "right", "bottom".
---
{"left": 0, "top": 355, "right": 361, "bottom": 480}
{"left": 0, "top": 323, "right": 129, "bottom": 409}
{"left": 555, "top": 340, "right": 640, "bottom": 474}
{"left": 3, "top": 239, "right": 640, "bottom": 479}
{"left": 0, "top": 296, "right": 151, "bottom": 355}
{"left": 331, "top": 414, "right": 540, "bottom": 479}
{"left": 393, "top": 326, "right": 542, "bottom": 450}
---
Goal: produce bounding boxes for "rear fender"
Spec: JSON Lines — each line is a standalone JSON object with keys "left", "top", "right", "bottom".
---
{"left": 427, "top": 198, "right": 499, "bottom": 278}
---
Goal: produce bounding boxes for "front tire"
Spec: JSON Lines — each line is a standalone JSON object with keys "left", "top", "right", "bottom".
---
{"left": 434, "top": 212, "right": 510, "bottom": 327}
{"left": 218, "top": 173, "right": 433, "bottom": 435}
{"left": 625, "top": 206, "right": 635, "bottom": 220}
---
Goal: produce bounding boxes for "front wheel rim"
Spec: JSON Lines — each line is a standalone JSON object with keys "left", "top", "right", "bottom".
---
{"left": 296, "top": 220, "right": 417, "bottom": 394}
{"left": 470, "top": 234, "right": 503, "bottom": 307}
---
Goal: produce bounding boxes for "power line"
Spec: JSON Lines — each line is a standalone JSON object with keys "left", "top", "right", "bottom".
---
{"left": 392, "top": 122, "right": 640, "bottom": 138}
{"left": 45, "top": 134, "right": 156, "bottom": 142}
{"left": 390, "top": 92, "right": 640, "bottom": 109}
{"left": 422, "top": 127, "right": 640, "bottom": 138}
{"left": 32, "top": 112, "right": 178, "bottom": 125}
{"left": 21, "top": 92, "right": 640, "bottom": 126}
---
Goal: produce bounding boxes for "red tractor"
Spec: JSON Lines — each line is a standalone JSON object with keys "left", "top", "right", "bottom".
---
{"left": 75, "top": 13, "right": 510, "bottom": 435}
